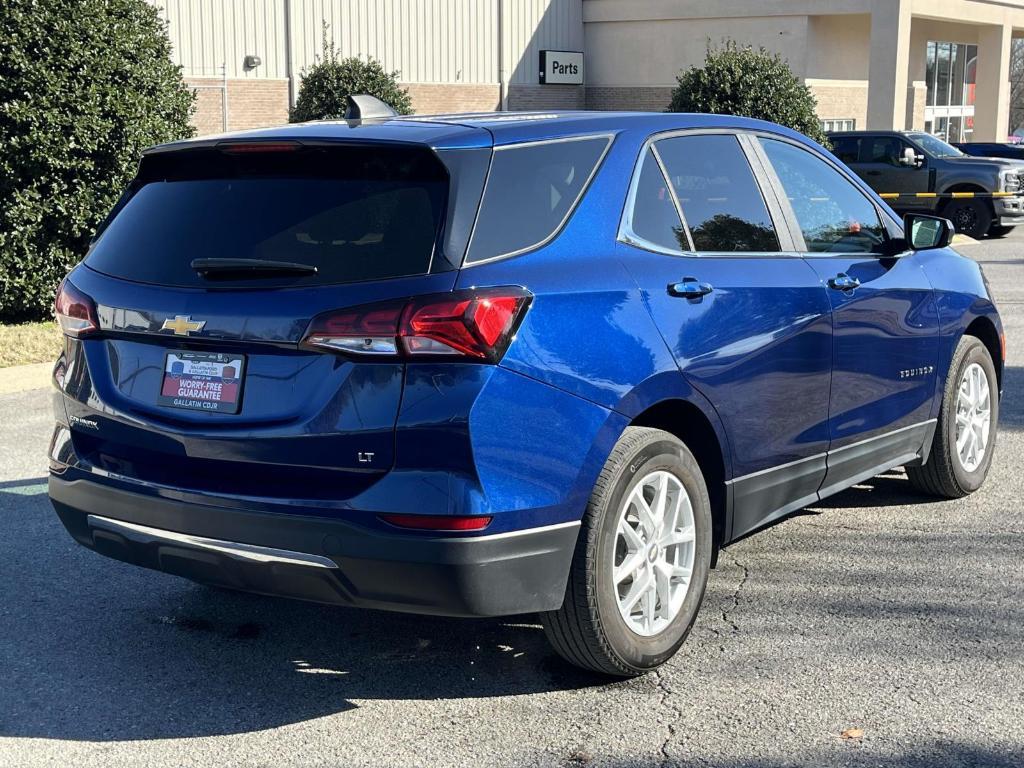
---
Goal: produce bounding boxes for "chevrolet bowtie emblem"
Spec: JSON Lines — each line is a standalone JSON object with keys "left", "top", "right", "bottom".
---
{"left": 161, "top": 315, "right": 206, "bottom": 336}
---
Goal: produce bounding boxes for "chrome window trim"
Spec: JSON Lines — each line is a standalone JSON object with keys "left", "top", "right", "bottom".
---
{"left": 462, "top": 132, "right": 616, "bottom": 267}
{"left": 616, "top": 127, "right": 787, "bottom": 258}
{"left": 650, "top": 143, "right": 696, "bottom": 251}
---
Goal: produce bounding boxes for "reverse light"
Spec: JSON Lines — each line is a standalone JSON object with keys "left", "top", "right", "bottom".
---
{"left": 54, "top": 278, "right": 99, "bottom": 338}
{"left": 301, "top": 287, "right": 532, "bottom": 363}
{"left": 379, "top": 513, "right": 493, "bottom": 532}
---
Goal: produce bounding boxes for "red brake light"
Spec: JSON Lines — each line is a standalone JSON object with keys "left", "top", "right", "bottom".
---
{"left": 301, "top": 287, "right": 532, "bottom": 363}
{"left": 218, "top": 141, "right": 303, "bottom": 154}
{"left": 54, "top": 278, "right": 99, "bottom": 338}
{"left": 379, "top": 513, "right": 493, "bottom": 532}
{"left": 301, "top": 302, "right": 403, "bottom": 356}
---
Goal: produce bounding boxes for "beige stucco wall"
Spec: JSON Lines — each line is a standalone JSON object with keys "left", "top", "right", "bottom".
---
{"left": 583, "top": 15, "right": 811, "bottom": 87}
{"left": 805, "top": 14, "right": 870, "bottom": 81}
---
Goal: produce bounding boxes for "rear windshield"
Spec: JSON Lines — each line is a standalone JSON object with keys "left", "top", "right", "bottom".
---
{"left": 86, "top": 144, "right": 448, "bottom": 287}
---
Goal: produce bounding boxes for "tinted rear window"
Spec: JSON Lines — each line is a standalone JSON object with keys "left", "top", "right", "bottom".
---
{"left": 654, "top": 134, "right": 780, "bottom": 252}
{"left": 87, "top": 145, "right": 448, "bottom": 287}
{"left": 466, "top": 136, "right": 611, "bottom": 263}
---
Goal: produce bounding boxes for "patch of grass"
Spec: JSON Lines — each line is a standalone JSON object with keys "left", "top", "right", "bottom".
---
{"left": 0, "top": 321, "right": 62, "bottom": 368}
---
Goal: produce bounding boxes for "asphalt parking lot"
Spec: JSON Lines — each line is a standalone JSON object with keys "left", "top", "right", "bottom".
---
{"left": 1, "top": 236, "right": 1022, "bottom": 768}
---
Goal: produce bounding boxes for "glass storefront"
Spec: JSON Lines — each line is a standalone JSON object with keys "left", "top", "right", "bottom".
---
{"left": 925, "top": 41, "right": 978, "bottom": 142}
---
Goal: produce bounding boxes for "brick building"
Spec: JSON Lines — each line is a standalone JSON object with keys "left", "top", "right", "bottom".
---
{"left": 157, "top": 0, "right": 1024, "bottom": 141}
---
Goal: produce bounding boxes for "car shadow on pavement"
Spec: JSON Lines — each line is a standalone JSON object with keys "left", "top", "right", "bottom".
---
{"left": 0, "top": 489, "right": 621, "bottom": 742}
{"left": 802, "top": 468, "right": 933, "bottom": 511}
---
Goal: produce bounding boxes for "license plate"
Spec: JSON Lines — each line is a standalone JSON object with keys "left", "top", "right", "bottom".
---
{"left": 159, "top": 351, "right": 246, "bottom": 414}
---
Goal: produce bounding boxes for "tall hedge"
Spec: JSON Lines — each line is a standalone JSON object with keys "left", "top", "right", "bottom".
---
{"left": 291, "top": 30, "right": 412, "bottom": 122}
{"left": 668, "top": 41, "right": 829, "bottom": 146}
{"left": 0, "top": 0, "right": 195, "bottom": 322}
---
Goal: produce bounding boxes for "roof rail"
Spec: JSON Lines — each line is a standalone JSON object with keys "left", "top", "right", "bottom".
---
{"left": 344, "top": 94, "right": 399, "bottom": 121}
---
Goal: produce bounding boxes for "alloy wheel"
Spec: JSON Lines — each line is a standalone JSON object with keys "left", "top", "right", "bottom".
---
{"left": 955, "top": 362, "right": 991, "bottom": 472}
{"left": 612, "top": 470, "right": 696, "bottom": 637}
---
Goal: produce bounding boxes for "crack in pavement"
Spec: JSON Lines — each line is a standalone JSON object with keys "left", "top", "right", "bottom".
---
{"left": 721, "top": 552, "right": 749, "bottom": 635}
{"left": 658, "top": 553, "right": 751, "bottom": 764}
{"left": 654, "top": 664, "right": 682, "bottom": 767}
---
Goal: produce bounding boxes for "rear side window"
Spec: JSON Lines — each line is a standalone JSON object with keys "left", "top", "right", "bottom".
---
{"left": 87, "top": 145, "right": 448, "bottom": 288}
{"left": 654, "top": 134, "right": 780, "bottom": 252}
{"left": 830, "top": 136, "right": 860, "bottom": 164}
{"left": 466, "top": 136, "right": 611, "bottom": 263}
{"left": 759, "top": 138, "right": 887, "bottom": 254}
{"left": 624, "top": 148, "right": 686, "bottom": 251}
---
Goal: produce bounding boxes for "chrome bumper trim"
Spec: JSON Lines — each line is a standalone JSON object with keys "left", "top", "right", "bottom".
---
{"left": 86, "top": 514, "right": 339, "bottom": 569}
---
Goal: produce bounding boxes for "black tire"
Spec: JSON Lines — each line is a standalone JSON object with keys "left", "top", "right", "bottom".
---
{"left": 540, "top": 427, "right": 713, "bottom": 676}
{"left": 942, "top": 199, "right": 992, "bottom": 239}
{"left": 907, "top": 336, "right": 999, "bottom": 498}
{"left": 988, "top": 225, "right": 1014, "bottom": 239}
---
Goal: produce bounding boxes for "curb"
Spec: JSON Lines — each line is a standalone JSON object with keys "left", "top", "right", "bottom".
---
{"left": 951, "top": 234, "right": 980, "bottom": 247}
{"left": 0, "top": 362, "right": 54, "bottom": 395}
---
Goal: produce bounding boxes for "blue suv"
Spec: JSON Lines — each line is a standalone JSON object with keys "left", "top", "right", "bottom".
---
{"left": 48, "top": 104, "right": 1003, "bottom": 676}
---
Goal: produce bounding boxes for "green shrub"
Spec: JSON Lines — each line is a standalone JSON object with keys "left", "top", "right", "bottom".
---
{"left": 0, "top": 0, "right": 195, "bottom": 323}
{"left": 668, "top": 41, "right": 829, "bottom": 146}
{"left": 291, "top": 29, "right": 412, "bottom": 122}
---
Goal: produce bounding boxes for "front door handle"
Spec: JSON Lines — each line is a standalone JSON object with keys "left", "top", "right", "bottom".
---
{"left": 828, "top": 273, "right": 861, "bottom": 291}
{"left": 668, "top": 277, "right": 713, "bottom": 298}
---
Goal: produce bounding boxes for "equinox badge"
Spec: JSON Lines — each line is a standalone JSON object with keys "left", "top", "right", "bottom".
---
{"left": 161, "top": 315, "right": 206, "bottom": 336}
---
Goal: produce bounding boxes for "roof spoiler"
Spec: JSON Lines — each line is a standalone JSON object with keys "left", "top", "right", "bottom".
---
{"left": 344, "top": 94, "right": 399, "bottom": 121}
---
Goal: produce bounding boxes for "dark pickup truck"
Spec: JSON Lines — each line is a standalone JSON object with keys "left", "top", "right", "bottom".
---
{"left": 954, "top": 142, "right": 1024, "bottom": 161}
{"left": 829, "top": 130, "right": 1024, "bottom": 238}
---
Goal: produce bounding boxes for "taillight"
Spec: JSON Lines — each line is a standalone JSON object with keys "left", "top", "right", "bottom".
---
{"left": 379, "top": 513, "right": 493, "bottom": 532}
{"left": 303, "top": 302, "right": 404, "bottom": 356}
{"left": 301, "top": 287, "right": 532, "bottom": 363}
{"left": 54, "top": 278, "right": 99, "bottom": 338}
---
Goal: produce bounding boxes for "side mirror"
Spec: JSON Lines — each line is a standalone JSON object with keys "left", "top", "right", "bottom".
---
{"left": 899, "top": 147, "right": 923, "bottom": 167}
{"left": 904, "top": 213, "right": 953, "bottom": 250}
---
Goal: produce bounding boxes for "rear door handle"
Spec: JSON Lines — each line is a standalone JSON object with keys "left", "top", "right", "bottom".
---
{"left": 668, "top": 278, "right": 713, "bottom": 298}
{"left": 828, "top": 273, "right": 860, "bottom": 291}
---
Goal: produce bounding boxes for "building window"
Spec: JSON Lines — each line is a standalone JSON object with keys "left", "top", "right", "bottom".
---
{"left": 821, "top": 118, "right": 856, "bottom": 132}
{"left": 925, "top": 40, "right": 977, "bottom": 141}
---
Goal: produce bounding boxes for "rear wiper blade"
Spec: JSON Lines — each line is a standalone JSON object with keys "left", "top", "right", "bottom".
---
{"left": 191, "top": 258, "right": 318, "bottom": 278}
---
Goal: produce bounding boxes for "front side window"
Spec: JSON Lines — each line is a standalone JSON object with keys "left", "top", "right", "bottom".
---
{"left": 759, "top": 138, "right": 887, "bottom": 254}
{"left": 654, "top": 134, "right": 780, "bottom": 253}
{"left": 466, "top": 135, "right": 611, "bottom": 263}
{"left": 863, "top": 136, "right": 906, "bottom": 166}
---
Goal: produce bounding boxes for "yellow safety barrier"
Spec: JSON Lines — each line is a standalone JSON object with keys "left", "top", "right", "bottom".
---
{"left": 878, "top": 191, "right": 1020, "bottom": 200}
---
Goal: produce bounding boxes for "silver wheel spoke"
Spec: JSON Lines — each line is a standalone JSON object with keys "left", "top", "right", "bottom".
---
{"left": 621, "top": 568, "right": 652, "bottom": 613}
{"left": 660, "top": 525, "right": 695, "bottom": 548}
{"left": 632, "top": 491, "right": 658, "bottom": 537}
{"left": 613, "top": 549, "right": 647, "bottom": 585}
{"left": 617, "top": 516, "right": 644, "bottom": 551}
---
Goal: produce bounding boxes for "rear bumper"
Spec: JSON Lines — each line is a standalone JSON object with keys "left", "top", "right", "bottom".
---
{"left": 49, "top": 475, "right": 579, "bottom": 618}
